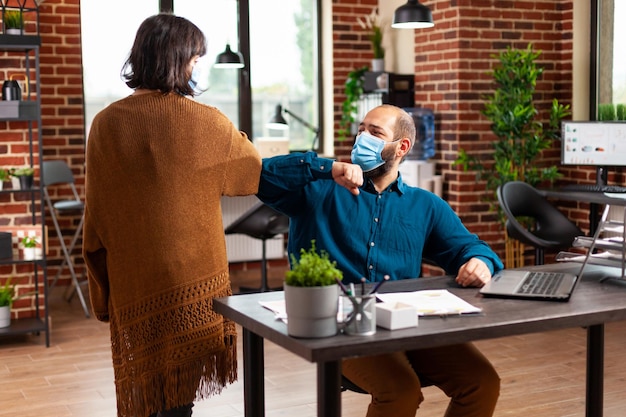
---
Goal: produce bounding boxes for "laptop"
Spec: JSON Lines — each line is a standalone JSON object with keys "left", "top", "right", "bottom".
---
{"left": 479, "top": 269, "right": 579, "bottom": 301}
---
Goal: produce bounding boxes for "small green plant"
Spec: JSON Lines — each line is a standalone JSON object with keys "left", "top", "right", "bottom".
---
{"left": 10, "top": 167, "right": 34, "bottom": 177}
{"left": 0, "top": 277, "right": 15, "bottom": 307}
{"left": 3, "top": 10, "right": 23, "bottom": 30}
{"left": 357, "top": 7, "right": 385, "bottom": 59}
{"left": 0, "top": 168, "right": 9, "bottom": 182}
{"left": 285, "top": 240, "right": 343, "bottom": 287}
{"left": 21, "top": 236, "right": 38, "bottom": 248}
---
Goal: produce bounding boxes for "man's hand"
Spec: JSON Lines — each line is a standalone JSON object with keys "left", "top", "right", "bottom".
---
{"left": 332, "top": 162, "right": 363, "bottom": 196}
{"left": 456, "top": 258, "right": 491, "bottom": 287}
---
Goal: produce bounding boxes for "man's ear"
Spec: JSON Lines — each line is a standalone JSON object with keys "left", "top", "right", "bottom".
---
{"left": 397, "top": 137, "right": 412, "bottom": 157}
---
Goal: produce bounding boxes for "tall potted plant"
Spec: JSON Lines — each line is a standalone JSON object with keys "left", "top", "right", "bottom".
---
{"left": 284, "top": 240, "right": 342, "bottom": 338}
{"left": 454, "top": 44, "right": 570, "bottom": 266}
{"left": 357, "top": 7, "right": 385, "bottom": 71}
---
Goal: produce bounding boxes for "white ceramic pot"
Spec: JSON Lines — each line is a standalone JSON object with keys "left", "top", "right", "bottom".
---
{"left": 284, "top": 283, "right": 339, "bottom": 338}
{"left": 0, "top": 305, "right": 11, "bottom": 328}
{"left": 5, "top": 28, "right": 22, "bottom": 35}
{"left": 22, "top": 247, "right": 37, "bottom": 260}
{"left": 371, "top": 58, "right": 384, "bottom": 72}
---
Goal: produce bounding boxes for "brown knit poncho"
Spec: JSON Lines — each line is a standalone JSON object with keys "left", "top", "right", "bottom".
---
{"left": 83, "top": 92, "right": 261, "bottom": 417}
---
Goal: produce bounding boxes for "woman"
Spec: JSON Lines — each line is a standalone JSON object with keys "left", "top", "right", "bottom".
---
{"left": 83, "top": 14, "right": 261, "bottom": 417}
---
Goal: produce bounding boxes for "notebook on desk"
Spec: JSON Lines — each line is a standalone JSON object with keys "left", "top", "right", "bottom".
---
{"left": 479, "top": 269, "right": 579, "bottom": 301}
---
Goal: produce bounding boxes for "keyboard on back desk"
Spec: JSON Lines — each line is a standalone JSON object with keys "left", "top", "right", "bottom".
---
{"left": 560, "top": 184, "right": 626, "bottom": 193}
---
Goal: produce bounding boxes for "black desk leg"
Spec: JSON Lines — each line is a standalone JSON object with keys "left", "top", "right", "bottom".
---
{"left": 243, "top": 328, "right": 265, "bottom": 417}
{"left": 586, "top": 324, "right": 604, "bottom": 417}
{"left": 318, "top": 360, "right": 342, "bottom": 417}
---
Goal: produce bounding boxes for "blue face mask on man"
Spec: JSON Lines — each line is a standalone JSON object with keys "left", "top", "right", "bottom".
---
{"left": 351, "top": 131, "right": 398, "bottom": 172}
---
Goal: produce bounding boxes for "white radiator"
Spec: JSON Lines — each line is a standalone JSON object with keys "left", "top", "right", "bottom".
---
{"left": 221, "top": 195, "right": 286, "bottom": 262}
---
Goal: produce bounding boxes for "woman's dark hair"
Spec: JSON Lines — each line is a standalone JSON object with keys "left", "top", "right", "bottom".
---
{"left": 121, "top": 14, "right": 207, "bottom": 96}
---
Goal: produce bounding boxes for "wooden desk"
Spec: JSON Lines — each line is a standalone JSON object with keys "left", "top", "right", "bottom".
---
{"left": 214, "top": 263, "right": 626, "bottom": 417}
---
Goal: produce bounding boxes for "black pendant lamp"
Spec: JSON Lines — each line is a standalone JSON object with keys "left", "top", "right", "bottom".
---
{"left": 392, "top": 0, "right": 435, "bottom": 29}
{"left": 214, "top": 44, "right": 244, "bottom": 69}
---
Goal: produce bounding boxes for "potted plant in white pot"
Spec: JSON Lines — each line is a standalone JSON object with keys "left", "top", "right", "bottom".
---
{"left": 0, "top": 277, "right": 15, "bottom": 328}
{"left": 3, "top": 10, "right": 24, "bottom": 35}
{"left": 284, "top": 240, "right": 343, "bottom": 338}
{"left": 20, "top": 236, "right": 39, "bottom": 260}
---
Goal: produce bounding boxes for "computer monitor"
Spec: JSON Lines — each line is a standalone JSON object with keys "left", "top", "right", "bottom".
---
{"left": 561, "top": 121, "right": 626, "bottom": 167}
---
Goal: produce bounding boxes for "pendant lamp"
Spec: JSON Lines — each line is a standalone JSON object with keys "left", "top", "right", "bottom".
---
{"left": 214, "top": 44, "right": 244, "bottom": 69}
{"left": 392, "top": 0, "right": 435, "bottom": 29}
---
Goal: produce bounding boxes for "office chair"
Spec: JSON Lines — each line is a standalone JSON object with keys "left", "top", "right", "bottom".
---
{"left": 42, "top": 160, "right": 90, "bottom": 318}
{"left": 225, "top": 201, "right": 289, "bottom": 293}
{"left": 497, "top": 181, "right": 584, "bottom": 265}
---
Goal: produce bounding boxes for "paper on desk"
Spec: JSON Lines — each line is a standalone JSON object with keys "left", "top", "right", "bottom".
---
{"left": 376, "top": 290, "right": 482, "bottom": 316}
{"left": 259, "top": 300, "right": 288, "bottom": 322}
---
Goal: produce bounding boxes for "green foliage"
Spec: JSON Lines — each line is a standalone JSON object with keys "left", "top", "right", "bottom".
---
{"left": 3, "top": 10, "right": 23, "bottom": 29}
{"left": 454, "top": 44, "right": 570, "bottom": 213}
{"left": 338, "top": 66, "right": 368, "bottom": 141}
{"left": 598, "top": 103, "right": 626, "bottom": 121}
{"left": 370, "top": 26, "right": 384, "bottom": 59}
{"left": 285, "top": 240, "right": 343, "bottom": 287}
{"left": 0, "top": 168, "right": 9, "bottom": 182}
{"left": 10, "top": 167, "right": 34, "bottom": 177}
{"left": 21, "top": 236, "right": 38, "bottom": 248}
{"left": 0, "top": 277, "right": 15, "bottom": 307}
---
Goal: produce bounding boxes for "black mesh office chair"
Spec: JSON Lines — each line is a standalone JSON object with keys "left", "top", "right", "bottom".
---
{"left": 225, "top": 202, "right": 289, "bottom": 293}
{"left": 497, "top": 181, "right": 584, "bottom": 265}
{"left": 42, "top": 160, "right": 90, "bottom": 318}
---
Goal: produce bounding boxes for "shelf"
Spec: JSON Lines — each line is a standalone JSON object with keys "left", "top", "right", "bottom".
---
{"left": 0, "top": 317, "right": 46, "bottom": 337}
{"left": 0, "top": 34, "right": 41, "bottom": 48}
{"left": 0, "top": 101, "right": 40, "bottom": 121}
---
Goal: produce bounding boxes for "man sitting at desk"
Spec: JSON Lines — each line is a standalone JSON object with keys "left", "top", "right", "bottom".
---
{"left": 257, "top": 104, "right": 504, "bottom": 417}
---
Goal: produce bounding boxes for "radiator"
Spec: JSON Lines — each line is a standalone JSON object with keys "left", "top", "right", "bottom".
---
{"left": 222, "top": 195, "right": 286, "bottom": 262}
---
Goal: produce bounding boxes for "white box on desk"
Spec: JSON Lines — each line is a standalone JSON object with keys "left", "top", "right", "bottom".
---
{"left": 376, "top": 302, "right": 418, "bottom": 330}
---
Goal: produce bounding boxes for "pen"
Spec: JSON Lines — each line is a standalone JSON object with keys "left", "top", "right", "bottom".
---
{"left": 335, "top": 277, "right": 350, "bottom": 296}
{"left": 350, "top": 283, "right": 355, "bottom": 297}
{"left": 361, "top": 277, "right": 366, "bottom": 295}
{"left": 368, "top": 274, "right": 390, "bottom": 295}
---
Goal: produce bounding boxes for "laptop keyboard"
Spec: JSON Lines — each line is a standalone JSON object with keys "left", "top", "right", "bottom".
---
{"left": 516, "top": 272, "right": 564, "bottom": 295}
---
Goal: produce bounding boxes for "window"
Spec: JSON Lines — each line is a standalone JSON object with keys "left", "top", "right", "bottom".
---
{"left": 81, "top": 0, "right": 322, "bottom": 152}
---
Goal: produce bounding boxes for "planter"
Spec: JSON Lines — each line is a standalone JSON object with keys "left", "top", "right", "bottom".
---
{"left": 18, "top": 175, "right": 34, "bottom": 190}
{"left": 284, "top": 283, "right": 339, "bottom": 338}
{"left": 0, "top": 305, "right": 10, "bottom": 328}
{"left": 5, "top": 28, "right": 22, "bottom": 35}
{"left": 371, "top": 58, "right": 384, "bottom": 72}
{"left": 22, "top": 247, "right": 39, "bottom": 260}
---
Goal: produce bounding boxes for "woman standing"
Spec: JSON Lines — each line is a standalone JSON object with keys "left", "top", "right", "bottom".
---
{"left": 83, "top": 14, "right": 261, "bottom": 417}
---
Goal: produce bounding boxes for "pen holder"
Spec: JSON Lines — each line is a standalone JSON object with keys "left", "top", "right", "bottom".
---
{"left": 340, "top": 294, "right": 376, "bottom": 336}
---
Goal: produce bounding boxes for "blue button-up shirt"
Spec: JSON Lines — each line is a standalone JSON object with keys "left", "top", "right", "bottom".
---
{"left": 257, "top": 152, "right": 503, "bottom": 284}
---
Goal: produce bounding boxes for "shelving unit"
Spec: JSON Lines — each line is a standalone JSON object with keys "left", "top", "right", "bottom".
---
{"left": 0, "top": 33, "right": 49, "bottom": 346}
{"left": 557, "top": 204, "right": 626, "bottom": 280}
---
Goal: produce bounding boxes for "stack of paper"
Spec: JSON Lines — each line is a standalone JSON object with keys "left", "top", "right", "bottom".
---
{"left": 376, "top": 290, "right": 482, "bottom": 316}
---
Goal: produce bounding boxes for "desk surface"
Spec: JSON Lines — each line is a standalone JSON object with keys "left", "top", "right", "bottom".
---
{"left": 539, "top": 189, "right": 626, "bottom": 206}
{"left": 215, "top": 263, "right": 626, "bottom": 363}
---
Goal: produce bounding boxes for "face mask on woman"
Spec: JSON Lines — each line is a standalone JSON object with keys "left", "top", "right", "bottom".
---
{"left": 351, "top": 131, "right": 398, "bottom": 172}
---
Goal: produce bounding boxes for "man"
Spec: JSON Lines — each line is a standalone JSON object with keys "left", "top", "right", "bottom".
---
{"left": 257, "top": 104, "right": 503, "bottom": 417}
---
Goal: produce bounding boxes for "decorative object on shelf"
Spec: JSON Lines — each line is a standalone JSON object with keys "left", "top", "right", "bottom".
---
{"left": 357, "top": 7, "right": 386, "bottom": 72}
{"left": 2, "top": 9, "right": 22, "bottom": 34}
{"left": 214, "top": 43, "right": 244, "bottom": 69}
{"left": 339, "top": 66, "right": 368, "bottom": 141}
{"left": 9, "top": 166, "right": 34, "bottom": 189}
{"left": 2, "top": 78, "right": 21, "bottom": 101}
{"left": 0, "top": 277, "right": 15, "bottom": 328}
{"left": 1, "top": 0, "right": 45, "bottom": 37}
{"left": 20, "top": 235, "right": 39, "bottom": 260}
{"left": 283, "top": 240, "right": 342, "bottom": 338}
{"left": 392, "top": 0, "right": 435, "bottom": 29}
{"left": 454, "top": 44, "right": 571, "bottom": 267}
{"left": 267, "top": 104, "right": 320, "bottom": 150}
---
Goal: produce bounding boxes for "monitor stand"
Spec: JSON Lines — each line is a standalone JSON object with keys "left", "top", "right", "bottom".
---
{"left": 596, "top": 166, "right": 608, "bottom": 186}
{"left": 590, "top": 166, "right": 609, "bottom": 235}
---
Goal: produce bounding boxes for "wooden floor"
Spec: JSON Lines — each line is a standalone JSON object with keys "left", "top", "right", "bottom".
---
{"left": 2, "top": 283, "right": 626, "bottom": 417}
